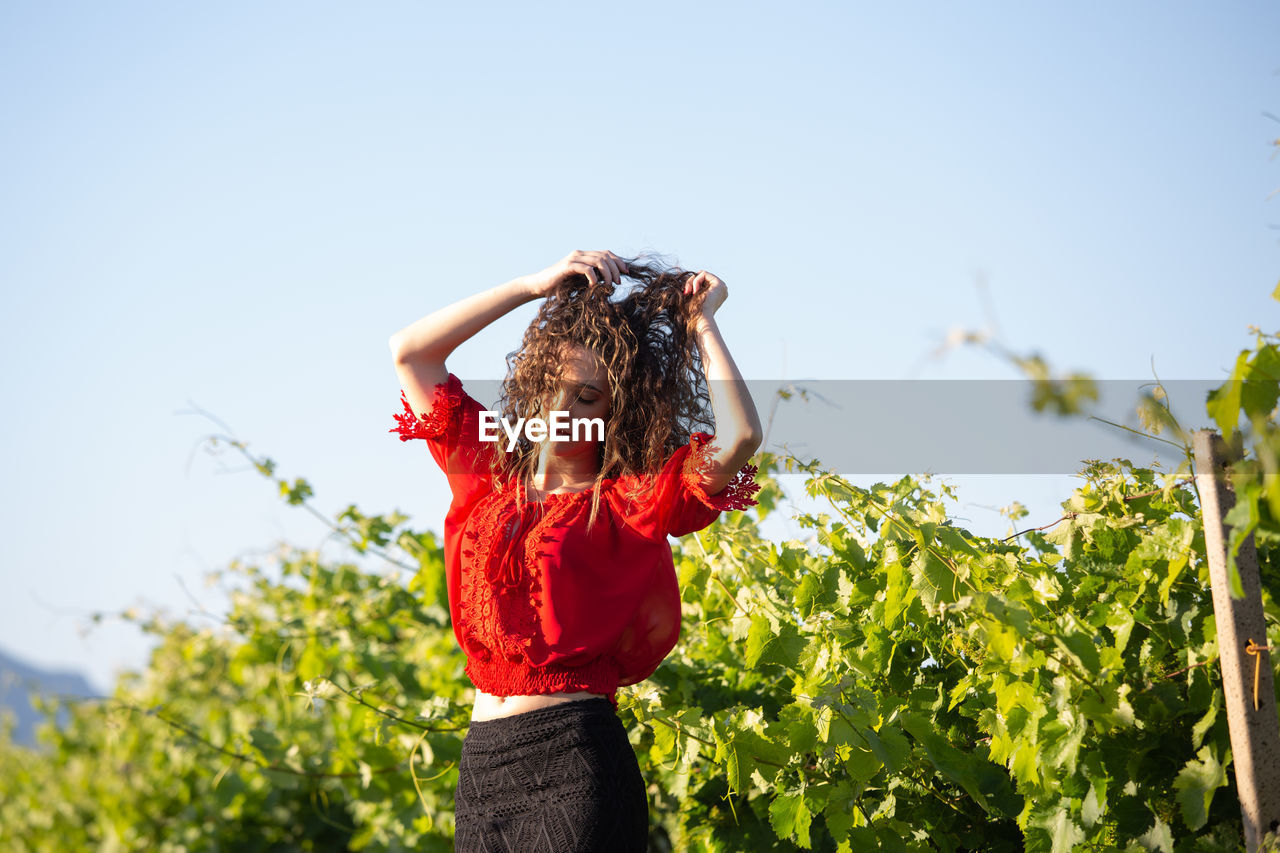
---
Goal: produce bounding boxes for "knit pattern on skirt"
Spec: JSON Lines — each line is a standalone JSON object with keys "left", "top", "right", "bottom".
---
{"left": 453, "top": 697, "right": 649, "bottom": 853}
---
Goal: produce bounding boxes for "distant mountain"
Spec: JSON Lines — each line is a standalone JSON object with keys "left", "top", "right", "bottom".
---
{"left": 0, "top": 649, "right": 101, "bottom": 749}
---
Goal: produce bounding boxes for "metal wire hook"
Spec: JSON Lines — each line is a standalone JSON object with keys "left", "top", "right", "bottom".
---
{"left": 1246, "top": 638, "right": 1272, "bottom": 711}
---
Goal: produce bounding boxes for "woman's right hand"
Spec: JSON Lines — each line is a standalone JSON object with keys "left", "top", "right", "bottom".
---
{"left": 524, "top": 250, "right": 629, "bottom": 298}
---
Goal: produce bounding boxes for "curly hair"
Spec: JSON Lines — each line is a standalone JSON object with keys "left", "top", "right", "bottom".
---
{"left": 493, "top": 254, "right": 715, "bottom": 524}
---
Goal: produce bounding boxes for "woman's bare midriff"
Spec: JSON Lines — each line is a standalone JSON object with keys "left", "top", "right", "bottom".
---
{"left": 471, "top": 688, "right": 609, "bottom": 722}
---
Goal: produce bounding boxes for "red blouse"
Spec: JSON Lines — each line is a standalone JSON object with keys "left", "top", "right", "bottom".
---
{"left": 390, "top": 374, "right": 760, "bottom": 708}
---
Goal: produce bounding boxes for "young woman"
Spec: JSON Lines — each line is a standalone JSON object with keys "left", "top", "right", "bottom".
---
{"left": 388, "top": 249, "right": 762, "bottom": 852}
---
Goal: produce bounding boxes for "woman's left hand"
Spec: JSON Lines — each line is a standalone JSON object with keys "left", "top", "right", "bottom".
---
{"left": 684, "top": 270, "right": 727, "bottom": 321}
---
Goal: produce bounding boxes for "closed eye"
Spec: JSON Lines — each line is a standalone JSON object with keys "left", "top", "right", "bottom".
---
{"left": 564, "top": 382, "right": 604, "bottom": 406}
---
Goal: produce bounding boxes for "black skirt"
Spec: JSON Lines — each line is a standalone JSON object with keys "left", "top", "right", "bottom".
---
{"left": 453, "top": 697, "right": 649, "bottom": 852}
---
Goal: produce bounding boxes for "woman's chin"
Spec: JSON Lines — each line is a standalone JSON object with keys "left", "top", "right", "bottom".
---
{"left": 545, "top": 441, "right": 601, "bottom": 461}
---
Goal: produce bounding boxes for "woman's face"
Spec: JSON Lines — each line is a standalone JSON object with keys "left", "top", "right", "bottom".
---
{"left": 544, "top": 344, "right": 611, "bottom": 458}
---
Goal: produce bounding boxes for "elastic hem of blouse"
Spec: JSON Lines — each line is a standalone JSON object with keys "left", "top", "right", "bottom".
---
{"left": 682, "top": 432, "right": 762, "bottom": 512}
{"left": 465, "top": 655, "right": 622, "bottom": 710}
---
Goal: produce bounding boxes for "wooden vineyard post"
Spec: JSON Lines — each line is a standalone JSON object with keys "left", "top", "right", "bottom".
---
{"left": 1193, "top": 429, "right": 1280, "bottom": 851}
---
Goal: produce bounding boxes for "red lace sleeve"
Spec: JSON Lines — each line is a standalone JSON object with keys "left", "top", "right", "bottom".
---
{"left": 682, "top": 433, "right": 762, "bottom": 513}
{"left": 390, "top": 374, "right": 465, "bottom": 442}
{"left": 614, "top": 432, "right": 760, "bottom": 540}
{"left": 389, "top": 373, "right": 496, "bottom": 507}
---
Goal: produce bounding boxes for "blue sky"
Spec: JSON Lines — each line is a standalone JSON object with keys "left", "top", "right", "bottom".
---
{"left": 2, "top": 2, "right": 1277, "bottom": 693}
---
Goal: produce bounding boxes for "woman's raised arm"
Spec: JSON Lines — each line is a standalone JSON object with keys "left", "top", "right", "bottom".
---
{"left": 389, "top": 250, "right": 629, "bottom": 419}
{"left": 685, "top": 271, "right": 763, "bottom": 494}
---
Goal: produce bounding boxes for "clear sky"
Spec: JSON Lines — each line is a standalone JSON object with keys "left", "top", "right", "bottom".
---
{"left": 2, "top": 2, "right": 1277, "bottom": 694}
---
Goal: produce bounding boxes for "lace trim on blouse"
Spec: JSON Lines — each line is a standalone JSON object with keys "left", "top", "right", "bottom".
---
{"left": 683, "top": 432, "right": 762, "bottom": 511}
{"left": 389, "top": 374, "right": 466, "bottom": 442}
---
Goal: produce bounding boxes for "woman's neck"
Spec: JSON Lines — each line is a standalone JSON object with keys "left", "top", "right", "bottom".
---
{"left": 530, "top": 448, "right": 599, "bottom": 494}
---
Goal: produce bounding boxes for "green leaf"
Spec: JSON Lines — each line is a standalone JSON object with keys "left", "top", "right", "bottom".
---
{"left": 994, "top": 677, "right": 1041, "bottom": 726}
{"left": 280, "top": 477, "right": 315, "bottom": 506}
{"left": 1223, "top": 486, "right": 1260, "bottom": 599}
{"left": 1037, "top": 709, "right": 1087, "bottom": 775}
{"left": 1191, "top": 694, "right": 1218, "bottom": 750}
{"left": 979, "top": 591, "right": 1034, "bottom": 637}
{"left": 935, "top": 524, "right": 981, "bottom": 557}
{"left": 822, "top": 781, "right": 859, "bottom": 844}
{"left": 1206, "top": 350, "right": 1248, "bottom": 438}
{"left": 1157, "top": 552, "right": 1189, "bottom": 608}
{"left": 794, "top": 571, "right": 824, "bottom": 618}
{"left": 883, "top": 560, "right": 912, "bottom": 628}
{"left": 984, "top": 622, "right": 1020, "bottom": 663}
{"left": 743, "top": 612, "right": 773, "bottom": 669}
{"left": 747, "top": 614, "right": 803, "bottom": 666}
{"left": 842, "top": 734, "right": 884, "bottom": 783}
{"left": 782, "top": 707, "right": 820, "bottom": 755}
{"left": 1138, "top": 816, "right": 1175, "bottom": 852}
{"left": 1010, "top": 740, "right": 1040, "bottom": 787}
{"left": 862, "top": 725, "right": 910, "bottom": 776}
{"left": 1172, "top": 744, "right": 1229, "bottom": 831}
{"left": 1079, "top": 683, "right": 1136, "bottom": 733}
{"left": 1053, "top": 618, "right": 1101, "bottom": 675}
{"left": 899, "top": 711, "right": 1001, "bottom": 812}
{"left": 649, "top": 718, "right": 677, "bottom": 764}
{"left": 769, "top": 791, "right": 814, "bottom": 849}
{"left": 1025, "top": 801, "right": 1086, "bottom": 853}
{"left": 1105, "top": 602, "right": 1136, "bottom": 655}
{"left": 248, "top": 727, "right": 280, "bottom": 758}
{"left": 759, "top": 621, "right": 808, "bottom": 669}
{"left": 1242, "top": 346, "right": 1280, "bottom": 418}
{"left": 1081, "top": 773, "right": 1107, "bottom": 828}
{"left": 713, "top": 710, "right": 792, "bottom": 793}
{"left": 909, "top": 548, "right": 965, "bottom": 614}
{"left": 296, "top": 642, "right": 325, "bottom": 682}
